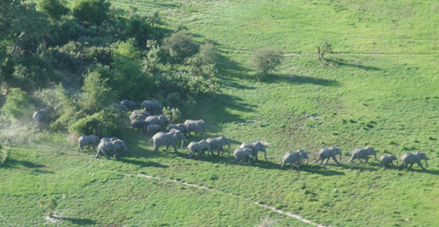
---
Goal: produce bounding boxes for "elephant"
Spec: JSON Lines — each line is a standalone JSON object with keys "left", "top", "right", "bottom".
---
{"left": 380, "top": 154, "right": 398, "bottom": 168}
{"left": 33, "top": 107, "right": 51, "bottom": 127}
{"left": 232, "top": 147, "right": 254, "bottom": 165}
{"left": 131, "top": 119, "right": 148, "bottom": 131}
{"left": 149, "top": 129, "right": 186, "bottom": 153}
{"left": 280, "top": 150, "right": 309, "bottom": 169}
{"left": 348, "top": 147, "right": 378, "bottom": 163}
{"left": 130, "top": 109, "right": 150, "bottom": 121}
{"left": 238, "top": 141, "right": 268, "bottom": 162}
{"left": 167, "top": 123, "right": 191, "bottom": 136}
{"left": 157, "top": 114, "right": 169, "bottom": 125}
{"left": 120, "top": 99, "right": 136, "bottom": 109}
{"left": 112, "top": 103, "right": 128, "bottom": 113}
{"left": 315, "top": 146, "right": 342, "bottom": 165}
{"left": 187, "top": 139, "right": 211, "bottom": 159}
{"left": 141, "top": 100, "right": 162, "bottom": 114}
{"left": 206, "top": 136, "right": 231, "bottom": 156}
{"left": 77, "top": 135, "right": 100, "bottom": 152}
{"left": 96, "top": 137, "right": 128, "bottom": 159}
{"left": 147, "top": 124, "right": 162, "bottom": 134}
{"left": 184, "top": 119, "right": 207, "bottom": 136}
{"left": 145, "top": 115, "right": 161, "bottom": 125}
{"left": 399, "top": 151, "right": 428, "bottom": 170}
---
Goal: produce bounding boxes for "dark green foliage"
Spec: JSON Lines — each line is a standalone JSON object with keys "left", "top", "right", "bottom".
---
{"left": 38, "top": 0, "right": 69, "bottom": 22}
{"left": 111, "top": 40, "right": 153, "bottom": 100}
{"left": 80, "top": 71, "right": 117, "bottom": 114}
{"left": 46, "top": 19, "right": 83, "bottom": 47}
{"left": 50, "top": 70, "right": 119, "bottom": 137}
{"left": 68, "top": 109, "right": 119, "bottom": 137}
{"left": 162, "top": 32, "right": 199, "bottom": 63}
{"left": 251, "top": 48, "right": 283, "bottom": 75}
{"left": 2, "top": 88, "right": 29, "bottom": 119}
{"left": 123, "top": 17, "right": 153, "bottom": 49}
{"left": 72, "top": 0, "right": 111, "bottom": 25}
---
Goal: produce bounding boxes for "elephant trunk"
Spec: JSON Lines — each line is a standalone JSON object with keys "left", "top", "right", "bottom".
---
{"left": 374, "top": 154, "right": 378, "bottom": 161}
{"left": 264, "top": 152, "right": 268, "bottom": 161}
{"left": 424, "top": 159, "right": 428, "bottom": 167}
{"left": 340, "top": 153, "right": 343, "bottom": 162}
{"left": 180, "top": 139, "right": 184, "bottom": 149}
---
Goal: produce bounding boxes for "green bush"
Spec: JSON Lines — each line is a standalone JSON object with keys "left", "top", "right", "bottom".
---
{"left": 162, "top": 107, "right": 181, "bottom": 124}
{"left": 2, "top": 88, "right": 30, "bottom": 120}
{"left": 80, "top": 70, "right": 117, "bottom": 114}
{"left": 72, "top": 0, "right": 111, "bottom": 25}
{"left": 68, "top": 109, "right": 119, "bottom": 137}
{"left": 250, "top": 48, "right": 283, "bottom": 75}
{"left": 38, "top": 0, "right": 69, "bottom": 22}
{"left": 162, "top": 32, "right": 199, "bottom": 63}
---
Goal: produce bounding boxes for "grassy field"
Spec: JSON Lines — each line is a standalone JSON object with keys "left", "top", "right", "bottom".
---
{"left": 2, "top": 0, "right": 439, "bottom": 226}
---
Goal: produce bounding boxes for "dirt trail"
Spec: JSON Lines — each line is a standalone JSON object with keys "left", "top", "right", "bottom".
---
{"left": 136, "top": 174, "right": 325, "bottom": 227}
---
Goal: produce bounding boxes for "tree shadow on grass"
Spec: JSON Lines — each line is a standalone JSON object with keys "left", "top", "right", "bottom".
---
{"left": 327, "top": 59, "right": 381, "bottom": 71}
{"left": 1, "top": 159, "right": 54, "bottom": 173}
{"left": 62, "top": 217, "right": 96, "bottom": 225}
{"left": 120, "top": 158, "right": 168, "bottom": 168}
{"left": 262, "top": 73, "right": 340, "bottom": 86}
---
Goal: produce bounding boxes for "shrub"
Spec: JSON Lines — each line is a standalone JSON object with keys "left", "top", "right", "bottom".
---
{"left": 38, "top": 0, "right": 69, "bottom": 22}
{"left": 80, "top": 70, "right": 117, "bottom": 114}
{"left": 68, "top": 109, "right": 119, "bottom": 137}
{"left": 162, "top": 32, "right": 199, "bottom": 63}
{"left": 2, "top": 88, "right": 30, "bottom": 120}
{"left": 72, "top": 0, "right": 111, "bottom": 25}
{"left": 162, "top": 107, "right": 181, "bottom": 124}
{"left": 250, "top": 48, "right": 283, "bottom": 75}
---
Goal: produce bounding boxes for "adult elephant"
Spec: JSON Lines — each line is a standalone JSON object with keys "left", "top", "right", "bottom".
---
{"left": 33, "top": 107, "right": 51, "bottom": 127}
{"left": 315, "top": 146, "right": 342, "bottom": 165}
{"left": 232, "top": 147, "right": 254, "bottom": 165}
{"left": 167, "top": 123, "right": 190, "bottom": 136}
{"left": 184, "top": 119, "right": 207, "bottom": 136}
{"left": 149, "top": 129, "right": 186, "bottom": 153}
{"left": 348, "top": 147, "right": 378, "bottom": 163}
{"left": 145, "top": 115, "right": 161, "bottom": 125}
{"left": 280, "top": 150, "right": 309, "bottom": 169}
{"left": 188, "top": 140, "right": 211, "bottom": 159}
{"left": 206, "top": 136, "right": 231, "bottom": 156}
{"left": 77, "top": 135, "right": 100, "bottom": 152}
{"left": 380, "top": 154, "right": 398, "bottom": 168}
{"left": 96, "top": 137, "right": 128, "bottom": 159}
{"left": 131, "top": 119, "right": 148, "bottom": 131}
{"left": 399, "top": 151, "right": 428, "bottom": 170}
{"left": 120, "top": 99, "right": 136, "bottom": 109}
{"left": 238, "top": 141, "right": 268, "bottom": 162}
{"left": 141, "top": 100, "right": 162, "bottom": 114}
{"left": 130, "top": 109, "right": 150, "bottom": 121}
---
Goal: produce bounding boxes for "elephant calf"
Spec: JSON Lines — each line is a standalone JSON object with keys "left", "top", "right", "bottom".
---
{"left": 187, "top": 140, "right": 211, "bottom": 159}
{"left": 147, "top": 124, "right": 162, "bottom": 134}
{"left": 206, "top": 136, "right": 231, "bottom": 156}
{"left": 77, "top": 135, "right": 100, "bottom": 152}
{"left": 399, "top": 151, "right": 428, "bottom": 170}
{"left": 348, "top": 147, "right": 378, "bottom": 163}
{"left": 232, "top": 147, "right": 254, "bottom": 165}
{"left": 379, "top": 154, "right": 398, "bottom": 168}
{"left": 131, "top": 119, "right": 148, "bottom": 131}
{"left": 280, "top": 150, "right": 309, "bottom": 170}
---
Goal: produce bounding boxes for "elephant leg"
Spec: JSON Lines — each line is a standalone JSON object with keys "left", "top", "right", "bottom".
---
{"left": 409, "top": 163, "right": 414, "bottom": 169}
{"left": 77, "top": 145, "right": 82, "bottom": 152}
{"left": 365, "top": 157, "right": 368, "bottom": 163}
{"left": 164, "top": 144, "right": 169, "bottom": 152}
{"left": 417, "top": 161, "right": 425, "bottom": 170}
{"left": 332, "top": 156, "right": 340, "bottom": 165}
{"left": 173, "top": 144, "right": 177, "bottom": 153}
{"left": 324, "top": 157, "right": 330, "bottom": 164}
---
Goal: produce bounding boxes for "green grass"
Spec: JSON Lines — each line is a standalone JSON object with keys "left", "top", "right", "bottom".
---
{"left": 3, "top": 0, "right": 439, "bottom": 226}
